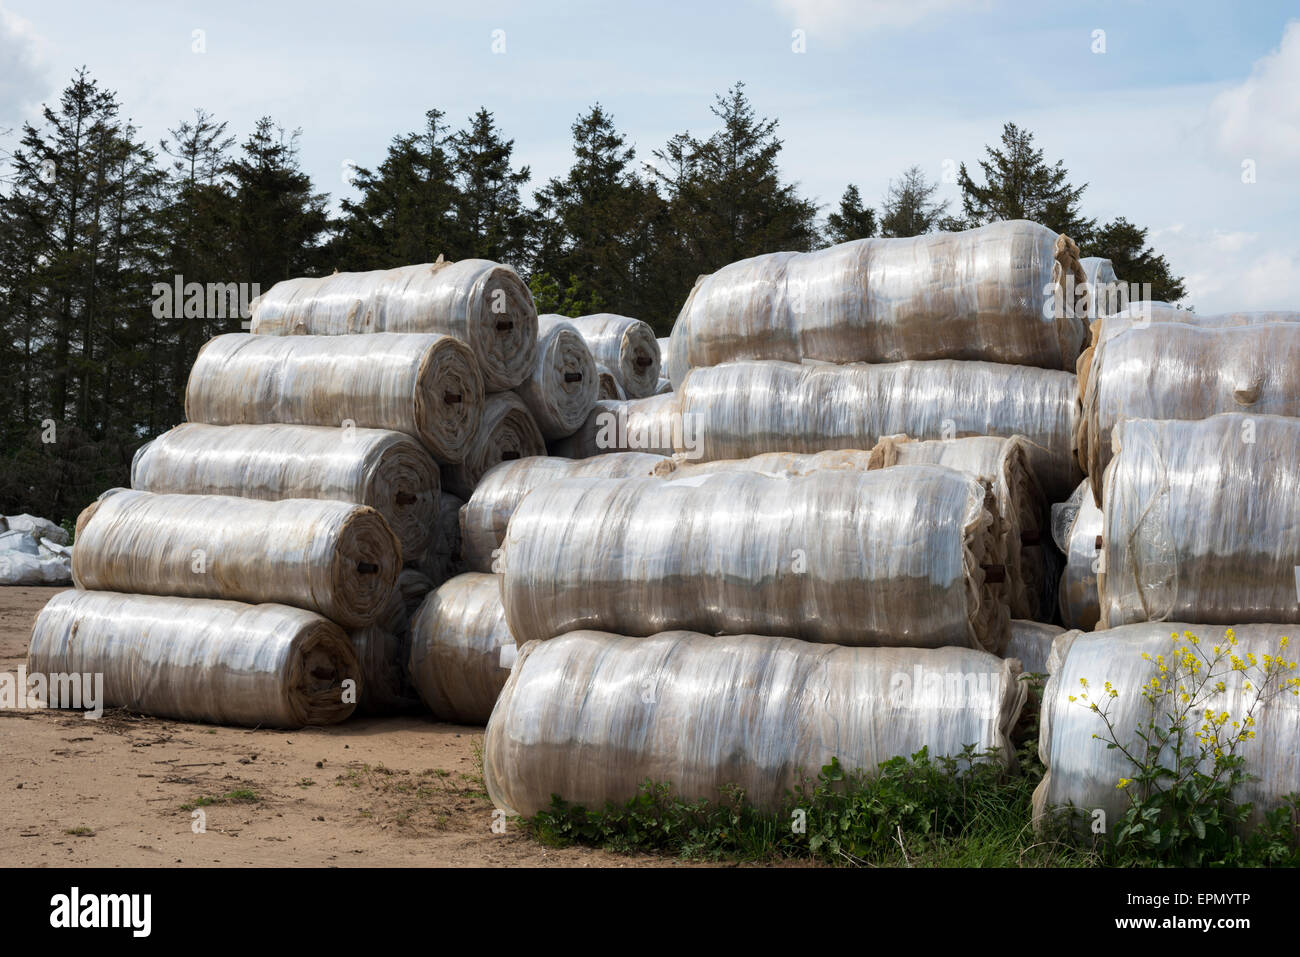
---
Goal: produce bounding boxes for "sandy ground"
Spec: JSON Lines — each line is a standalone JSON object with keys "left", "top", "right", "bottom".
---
{"left": 0, "top": 587, "right": 687, "bottom": 868}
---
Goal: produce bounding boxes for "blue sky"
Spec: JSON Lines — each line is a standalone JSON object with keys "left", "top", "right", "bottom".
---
{"left": 2, "top": 0, "right": 1298, "bottom": 312}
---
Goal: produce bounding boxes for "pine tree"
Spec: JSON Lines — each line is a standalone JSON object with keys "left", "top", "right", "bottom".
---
{"left": 1085, "top": 217, "right": 1187, "bottom": 304}
{"left": 880, "top": 166, "right": 950, "bottom": 238}
{"left": 825, "top": 184, "right": 876, "bottom": 243}
{"left": 449, "top": 108, "right": 532, "bottom": 266}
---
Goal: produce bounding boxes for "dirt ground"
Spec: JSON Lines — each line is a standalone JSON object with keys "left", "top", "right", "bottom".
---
{"left": 0, "top": 587, "right": 688, "bottom": 868}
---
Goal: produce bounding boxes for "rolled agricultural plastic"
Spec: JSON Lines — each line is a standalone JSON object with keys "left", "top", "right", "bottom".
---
{"left": 656, "top": 448, "right": 877, "bottom": 480}
{"left": 1078, "top": 257, "right": 1120, "bottom": 319}
{"left": 409, "top": 572, "right": 516, "bottom": 724}
{"left": 460, "top": 453, "right": 667, "bottom": 572}
{"left": 485, "top": 631, "right": 1027, "bottom": 816}
{"left": 595, "top": 366, "right": 625, "bottom": 400}
{"left": 677, "top": 359, "right": 1081, "bottom": 499}
{"left": 547, "top": 395, "right": 681, "bottom": 459}
{"left": 1034, "top": 623, "right": 1300, "bottom": 831}
{"left": 130, "top": 422, "right": 439, "bottom": 560}
{"left": 248, "top": 259, "right": 538, "bottom": 391}
{"left": 870, "top": 435, "right": 1049, "bottom": 621}
{"left": 501, "top": 467, "right": 1009, "bottom": 652}
{"left": 657, "top": 336, "right": 671, "bottom": 372}
{"left": 1004, "top": 620, "right": 1070, "bottom": 676}
{"left": 515, "top": 316, "right": 598, "bottom": 439}
{"left": 185, "top": 332, "right": 484, "bottom": 464}
{"left": 440, "top": 392, "right": 547, "bottom": 498}
{"left": 1099, "top": 414, "right": 1300, "bottom": 628}
{"left": 564, "top": 313, "right": 661, "bottom": 398}
{"left": 348, "top": 568, "right": 433, "bottom": 713}
{"left": 1053, "top": 480, "right": 1102, "bottom": 630}
{"left": 415, "top": 492, "right": 467, "bottom": 587}
{"left": 1077, "top": 321, "right": 1300, "bottom": 500}
{"left": 27, "top": 590, "right": 360, "bottom": 727}
{"left": 72, "top": 489, "right": 401, "bottom": 629}
{"left": 667, "top": 220, "right": 1088, "bottom": 386}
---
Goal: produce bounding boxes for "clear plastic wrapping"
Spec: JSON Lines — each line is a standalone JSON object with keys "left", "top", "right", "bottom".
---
{"left": 414, "top": 491, "right": 466, "bottom": 587}
{"left": 460, "top": 453, "right": 667, "bottom": 572}
{"left": 564, "top": 313, "right": 661, "bottom": 399}
{"left": 1099, "top": 414, "right": 1300, "bottom": 628}
{"left": 595, "top": 366, "right": 625, "bottom": 400}
{"left": 500, "top": 467, "right": 1009, "bottom": 652}
{"left": 677, "top": 359, "right": 1081, "bottom": 499}
{"left": 485, "top": 631, "right": 1026, "bottom": 816}
{"left": 185, "top": 332, "right": 484, "bottom": 465}
{"left": 440, "top": 391, "right": 547, "bottom": 499}
{"left": 1004, "top": 619, "right": 1071, "bottom": 675}
{"left": 1054, "top": 479, "right": 1102, "bottom": 630}
{"left": 72, "top": 489, "right": 401, "bottom": 629}
{"left": 130, "top": 422, "right": 439, "bottom": 560}
{"left": 28, "top": 590, "right": 360, "bottom": 727}
{"left": 348, "top": 567, "right": 433, "bottom": 713}
{"left": 409, "top": 572, "right": 515, "bottom": 724}
{"left": 248, "top": 259, "right": 538, "bottom": 391}
{"left": 515, "top": 316, "right": 598, "bottom": 439}
{"left": 547, "top": 395, "right": 680, "bottom": 459}
{"left": 667, "top": 220, "right": 1087, "bottom": 386}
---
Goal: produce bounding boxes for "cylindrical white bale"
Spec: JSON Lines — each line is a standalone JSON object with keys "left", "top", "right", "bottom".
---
{"left": 27, "top": 590, "right": 360, "bottom": 727}
{"left": 1053, "top": 480, "right": 1102, "bottom": 630}
{"left": 415, "top": 491, "right": 466, "bottom": 587}
{"left": 348, "top": 567, "right": 433, "bottom": 713}
{"left": 564, "top": 313, "right": 661, "bottom": 399}
{"left": 657, "top": 336, "right": 671, "bottom": 373}
{"left": 185, "top": 332, "right": 484, "bottom": 464}
{"left": 461, "top": 453, "right": 668, "bottom": 573}
{"left": 1078, "top": 321, "right": 1300, "bottom": 500}
{"left": 130, "top": 422, "right": 439, "bottom": 560}
{"left": 72, "top": 489, "right": 401, "bottom": 629}
{"left": 440, "top": 392, "right": 547, "bottom": 498}
{"left": 485, "top": 631, "right": 1027, "bottom": 816}
{"left": 248, "top": 259, "right": 538, "bottom": 391}
{"left": 1099, "top": 414, "right": 1300, "bottom": 628}
{"left": 409, "top": 572, "right": 515, "bottom": 724}
{"left": 515, "top": 316, "right": 597, "bottom": 440}
{"left": 667, "top": 220, "right": 1088, "bottom": 386}
{"left": 1100, "top": 302, "right": 1300, "bottom": 329}
{"left": 501, "top": 467, "right": 1009, "bottom": 652}
{"left": 1004, "top": 620, "right": 1071, "bottom": 676}
{"left": 678, "top": 359, "right": 1081, "bottom": 499}
{"left": 1034, "top": 623, "right": 1300, "bottom": 831}
{"left": 546, "top": 395, "right": 681, "bottom": 459}
{"left": 595, "top": 366, "right": 625, "bottom": 400}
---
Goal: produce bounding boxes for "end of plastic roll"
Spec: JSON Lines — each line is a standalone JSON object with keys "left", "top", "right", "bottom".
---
{"left": 1051, "top": 232, "right": 1090, "bottom": 369}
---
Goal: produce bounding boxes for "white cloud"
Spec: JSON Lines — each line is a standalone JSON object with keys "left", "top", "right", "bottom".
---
{"left": 772, "top": 0, "right": 983, "bottom": 35}
{"left": 0, "top": 4, "right": 50, "bottom": 126}
{"left": 1205, "top": 19, "right": 1300, "bottom": 170}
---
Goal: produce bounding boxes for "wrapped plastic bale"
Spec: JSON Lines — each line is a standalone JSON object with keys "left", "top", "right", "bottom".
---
{"left": 27, "top": 590, "right": 360, "bottom": 727}
{"left": 547, "top": 395, "right": 681, "bottom": 459}
{"left": 667, "top": 219, "right": 1088, "bottom": 387}
{"left": 515, "top": 316, "right": 598, "bottom": 439}
{"left": 677, "top": 359, "right": 1081, "bottom": 499}
{"left": 1004, "top": 620, "right": 1071, "bottom": 676}
{"left": 657, "top": 336, "right": 672, "bottom": 372}
{"left": 1099, "top": 414, "right": 1300, "bottom": 628}
{"left": 1053, "top": 480, "right": 1102, "bottom": 630}
{"left": 415, "top": 492, "right": 466, "bottom": 587}
{"left": 501, "top": 467, "right": 1010, "bottom": 652}
{"left": 348, "top": 568, "right": 434, "bottom": 713}
{"left": 408, "top": 572, "right": 516, "bottom": 724}
{"left": 72, "top": 489, "right": 401, "bottom": 629}
{"left": 1077, "top": 321, "right": 1300, "bottom": 500}
{"left": 440, "top": 392, "right": 547, "bottom": 499}
{"left": 1034, "top": 623, "right": 1300, "bottom": 832}
{"left": 485, "top": 631, "right": 1027, "bottom": 816}
{"left": 461, "top": 453, "right": 667, "bottom": 572}
{"left": 564, "top": 314, "right": 661, "bottom": 399}
{"left": 595, "top": 366, "right": 625, "bottom": 400}
{"left": 185, "top": 332, "right": 484, "bottom": 465}
{"left": 131, "top": 422, "right": 439, "bottom": 560}
{"left": 656, "top": 448, "right": 878, "bottom": 479}
{"left": 248, "top": 259, "right": 538, "bottom": 391}
{"left": 1078, "top": 257, "right": 1121, "bottom": 319}
{"left": 0, "top": 530, "right": 72, "bottom": 585}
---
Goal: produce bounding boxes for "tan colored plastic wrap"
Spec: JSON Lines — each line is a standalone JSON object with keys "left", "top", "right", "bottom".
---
{"left": 130, "top": 422, "right": 439, "bottom": 560}
{"left": 1004, "top": 620, "right": 1071, "bottom": 675}
{"left": 564, "top": 313, "right": 661, "bottom": 399}
{"left": 1077, "top": 321, "right": 1300, "bottom": 500}
{"left": 460, "top": 453, "right": 667, "bottom": 572}
{"left": 516, "top": 316, "right": 598, "bottom": 439}
{"left": 595, "top": 367, "right": 625, "bottom": 400}
{"left": 248, "top": 259, "right": 537, "bottom": 391}
{"left": 28, "top": 590, "right": 359, "bottom": 727}
{"left": 185, "top": 332, "right": 484, "bottom": 465}
{"left": 667, "top": 220, "right": 1087, "bottom": 386}
{"left": 656, "top": 449, "right": 877, "bottom": 479}
{"left": 547, "top": 395, "right": 680, "bottom": 459}
{"left": 501, "top": 467, "right": 1009, "bottom": 652}
{"left": 677, "top": 359, "right": 1081, "bottom": 499}
{"left": 1034, "top": 623, "right": 1300, "bottom": 831}
{"left": 440, "top": 392, "right": 547, "bottom": 498}
{"left": 1053, "top": 480, "right": 1102, "bottom": 630}
{"left": 1099, "top": 414, "right": 1300, "bottom": 628}
{"left": 348, "top": 568, "right": 433, "bottom": 713}
{"left": 485, "top": 631, "right": 1026, "bottom": 816}
{"left": 409, "top": 572, "right": 515, "bottom": 724}
{"left": 415, "top": 492, "right": 466, "bottom": 587}
{"left": 72, "top": 489, "right": 401, "bottom": 629}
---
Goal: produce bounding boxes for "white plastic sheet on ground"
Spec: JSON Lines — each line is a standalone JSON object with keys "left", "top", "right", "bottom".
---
{"left": 564, "top": 314, "right": 661, "bottom": 399}
{"left": 501, "top": 467, "right": 1009, "bottom": 652}
{"left": 516, "top": 316, "right": 598, "bottom": 439}
{"left": 28, "top": 590, "right": 360, "bottom": 726}
{"left": 484, "top": 631, "right": 1026, "bottom": 816}
{"left": 1053, "top": 479, "right": 1102, "bottom": 630}
{"left": 440, "top": 392, "right": 547, "bottom": 499}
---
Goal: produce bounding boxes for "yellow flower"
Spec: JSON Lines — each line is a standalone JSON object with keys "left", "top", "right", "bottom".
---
{"left": 1117, "top": 778, "right": 1132, "bottom": 789}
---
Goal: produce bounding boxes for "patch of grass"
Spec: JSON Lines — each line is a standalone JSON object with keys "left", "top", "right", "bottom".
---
{"left": 64, "top": 825, "right": 95, "bottom": 837}
{"left": 179, "top": 788, "right": 260, "bottom": 811}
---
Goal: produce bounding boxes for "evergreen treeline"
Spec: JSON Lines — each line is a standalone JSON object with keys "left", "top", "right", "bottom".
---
{"left": 0, "top": 72, "right": 1186, "bottom": 522}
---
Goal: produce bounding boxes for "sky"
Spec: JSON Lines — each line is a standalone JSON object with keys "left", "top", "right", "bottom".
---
{"left": 1, "top": 0, "right": 1298, "bottom": 313}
